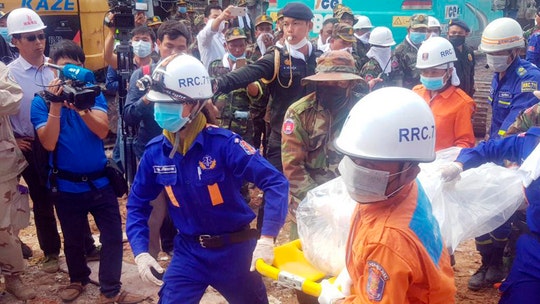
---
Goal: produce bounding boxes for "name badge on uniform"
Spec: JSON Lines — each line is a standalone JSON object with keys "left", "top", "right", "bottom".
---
{"left": 153, "top": 165, "right": 176, "bottom": 174}
{"left": 521, "top": 81, "right": 538, "bottom": 92}
{"left": 498, "top": 91, "right": 513, "bottom": 99}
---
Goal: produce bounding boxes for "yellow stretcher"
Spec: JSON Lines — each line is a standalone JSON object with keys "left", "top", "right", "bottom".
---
{"left": 255, "top": 239, "right": 328, "bottom": 297}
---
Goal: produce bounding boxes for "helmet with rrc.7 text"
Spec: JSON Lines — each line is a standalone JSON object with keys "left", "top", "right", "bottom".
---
{"left": 335, "top": 87, "right": 436, "bottom": 162}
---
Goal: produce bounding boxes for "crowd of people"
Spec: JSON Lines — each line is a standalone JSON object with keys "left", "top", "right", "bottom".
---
{"left": 0, "top": 1, "right": 540, "bottom": 303}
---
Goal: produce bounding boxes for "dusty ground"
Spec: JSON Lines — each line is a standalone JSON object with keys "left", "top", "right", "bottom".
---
{"left": 0, "top": 187, "right": 501, "bottom": 304}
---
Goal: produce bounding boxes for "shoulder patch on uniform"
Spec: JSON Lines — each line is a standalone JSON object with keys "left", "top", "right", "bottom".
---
{"left": 521, "top": 81, "right": 538, "bottom": 92}
{"left": 282, "top": 118, "right": 295, "bottom": 135}
{"left": 517, "top": 66, "right": 527, "bottom": 77}
{"left": 238, "top": 139, "right": 256, "bottom": 155}
{"left": 153, "top": 165, "right": 177, "bottom": 174}
{"left": 366, "top": 260, "right": 389, "bottom": 301}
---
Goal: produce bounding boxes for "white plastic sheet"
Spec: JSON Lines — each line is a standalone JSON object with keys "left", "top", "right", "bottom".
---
{"left": 297, "top": 147, "right": 525, "bottom": 275}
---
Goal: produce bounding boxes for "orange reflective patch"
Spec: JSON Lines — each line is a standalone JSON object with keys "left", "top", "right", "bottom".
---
{"left": 164, "top": 186, "right": 180, "bottom": 207}
{"left": 208, "top": 183, "right": 224, "bottom": 206}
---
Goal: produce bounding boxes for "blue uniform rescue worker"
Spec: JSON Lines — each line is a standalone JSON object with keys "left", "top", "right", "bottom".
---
{"left": 442, "top": 126, "right": 540, "bottom": 304}
{"left": 126, "top": 54, "right": 288, "bottom": 304}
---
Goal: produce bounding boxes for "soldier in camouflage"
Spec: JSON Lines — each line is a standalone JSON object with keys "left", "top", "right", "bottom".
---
{"left": 333, "top": 4, "right": 357, "bottom": 27}
{"left": 360, "top": 26, "right": 402, "bottom": 90}
{"left": 324, "top": 23, "right": 366, "bottom": 74}
{"left": 352, "top": 15, "right": 373, "bottom": 66}
{"left": 245, "top": 14, "right": 274, "bottom": 61}
{"left": 281, "top": 50, "right": 364, "bottom": 239}
{"left": 209, "top": 27, "right": 262, "bottom": 145}
{"left": 311, "top": 17, "right": 338, "bottom": 50}
{"left": 394, "top": 13, "right": 429, "bottom": 89}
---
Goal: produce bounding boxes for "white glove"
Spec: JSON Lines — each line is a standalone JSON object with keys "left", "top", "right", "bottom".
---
{"left": 334, "top": 267, "right": 352, "bottom": 296}
{"left": 440, "top": 162, "right": 463, "bottom": 182}
{"left": 318, "top": 279, "right": 345, "bottom": 304}
{"left": 250, "top": 237, "right": 274, "bottom": 271}
{"left": 135, "top": 252, "right": 164, "bottom": 286}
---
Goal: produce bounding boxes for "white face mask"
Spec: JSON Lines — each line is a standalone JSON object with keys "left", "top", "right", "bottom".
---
{"left": 338, "top": 156, "right": 408, "bottom": 203}
{"left": 286, "top": 37, "right": 308, "bottom": 50}
{"left": 486, "top": 54, "right": 511, "bottom": 73}
{"left": 132, "top": 40, "right": 152, "bottom": 58}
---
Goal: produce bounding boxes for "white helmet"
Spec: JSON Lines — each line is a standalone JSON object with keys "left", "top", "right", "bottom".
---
{"left": 368, "top": 26, "right": 395, "bottom": 46}
{"left": 479, "top": 17, "right": 524, "bottom": 53}
{"left": 146, "top": 53, "right": 213, "bottom": 103}
{"left": 335, "top": 87, "right": 435, "bottom": 162}
{"left": 353, "top": 15, "right": 373, "bottom": 30}
{"left": 7, "top": 8, "right": 47, "bottom": 35}
{"left": 416, "top": 36, "right": 457, "bottom": 69}
{"left": 427, "top": 16, "right": 441, "bottom": 28}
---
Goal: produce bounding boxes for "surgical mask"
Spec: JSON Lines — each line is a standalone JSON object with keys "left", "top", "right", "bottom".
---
{"left": 359, "top": 32, "right": 370, "bottom": 44}
{"left": 286, "top": 37, "right": 308, "bottom": 50}
{"left": 178, "top": 6, "right": 187, "bottom": 13}
{"left": 316, "top": 85, "right": 348, "bottom": 109}
{"left": 228, "top": 52, "right": 245, "bottom": 62}
{"left": 0, "top": 27, "right": 9, "bottom": 43}
{"left": 132, "top": 40, "right": 152, "bottom": 58}
{"left": 448, "top": 35, "right": 465, "bottom": 47}
{"left": 154, "top": 103, "right": 189, "bottom": 133}
{"left": 409, "top": 32, "right": 427, "bottom": 45}
{"left": 486, "top": 54, "right": 511, "bottom": 73}
{"left": 338, "top": 156, "right": 408, "bottom": 203}
{"left": 339, "top": 47, "right": 353, "bottom": 53}
{"left": 420, "top": 74, "right": 446, "bottom": 91}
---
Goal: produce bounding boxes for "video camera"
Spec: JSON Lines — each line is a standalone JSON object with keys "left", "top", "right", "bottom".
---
{"left": 39, "top": 64, "right": 101, "bottom": 111}
{"left": 107, "top": 0, "right": 148, "bottom": 30}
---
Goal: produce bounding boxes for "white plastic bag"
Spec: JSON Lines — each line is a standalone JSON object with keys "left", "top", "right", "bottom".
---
{"left": 418, "top": 147, "right": 525, "bottom": 252}
{"left": 296, "top": 176, "right": 355, "bottom": 276}
{"left": 297, "top": 147, "right": 525, "bottom": 274}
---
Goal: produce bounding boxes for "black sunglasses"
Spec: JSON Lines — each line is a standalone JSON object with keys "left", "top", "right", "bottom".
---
{"left": 22, "top": 33, "right": 46, "bottom": 42}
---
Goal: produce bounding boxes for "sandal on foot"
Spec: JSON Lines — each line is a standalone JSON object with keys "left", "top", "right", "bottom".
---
{"left": 59, "top": 282, "right": 84, "bottom": 302}
{"left": 99, "top": 290, "right": 147, "bottom": 304}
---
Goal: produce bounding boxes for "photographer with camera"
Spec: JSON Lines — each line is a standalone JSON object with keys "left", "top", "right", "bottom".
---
{"left": 6, "top": 8, "right": 99, "bottom": 273}
{"left": 30, "top": 40, "right": 146, "bottom": 304}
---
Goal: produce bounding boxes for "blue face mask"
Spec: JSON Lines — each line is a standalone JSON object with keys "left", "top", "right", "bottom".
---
{"left": 154, "top": 103, "right": 190, "bottom": 132}
{"left": 0, "top": 27, "right": 10, "bottom": 43}
{"left": 228, "top": 52, "right": 245, "bottom": 62}
{"left": 420, "top": 74, "right": 446, "bottom": 91}
{"left": 178, "top": 6, "right": 187, "bottom": 13}
{"left": 409, "top": 32, "right": 427, "bottom": 45}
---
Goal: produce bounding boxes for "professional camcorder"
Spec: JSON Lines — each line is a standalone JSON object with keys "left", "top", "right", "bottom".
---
{"left": 39, "top": 64, "right": 100, "bottom": 110}
{"left": 107, "top": 0, "right": 148, "bottom": 30}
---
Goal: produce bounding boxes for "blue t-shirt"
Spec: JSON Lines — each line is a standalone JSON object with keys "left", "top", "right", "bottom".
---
{"left": 31, "top": 93, "right": 109, "bottom": 193}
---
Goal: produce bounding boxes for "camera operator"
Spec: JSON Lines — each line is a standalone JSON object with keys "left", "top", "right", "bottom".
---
{"left": 6, "top": 8, "right": 99, "bottom": 273}
{"left": 30, "top": 40, "right": 146, "bottom": 304}
{"left": 124, "top": 20, "right": 191, "bottom": 259}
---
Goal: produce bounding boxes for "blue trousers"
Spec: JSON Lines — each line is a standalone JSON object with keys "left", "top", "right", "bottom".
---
{"left": 499, "top": 233, "right": 540, "bottom": 304}
{"left": 54, "top": 185, "right": 123, "bottom": 297}
{"left": 158, "top": 235, "right": 268, "bottom": 304}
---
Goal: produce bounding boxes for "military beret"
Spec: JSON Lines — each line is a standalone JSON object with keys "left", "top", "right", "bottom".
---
{"left": 282, "top": 3, "right": 313, "bottom": 21}
{"left": 448, "top": 19, "right": 470, "bottom": 33}
{"left": 225, "top": 27, "right": 247, "bottom": 42}
{"left": 409, "top": 13, "right": 428, "bottom": 29}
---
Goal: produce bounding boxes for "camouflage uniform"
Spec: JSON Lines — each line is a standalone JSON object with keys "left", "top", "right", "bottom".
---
{"left": 209, "top": 28, "right": 260, "bottom": 145}
{"left": 394, "top": 14, "right": 428, "bottom": 89}
{"left": 245, "top": 14, "right": 273, "bottom": 61}
{"left": 281, "top": 51, "right": 362, "bottom": 230}
{"left": 360, "top": 56, "right": 402, "bottom": 89}
{"left": 506, "top": 102, "right": 540, "bottom": 135}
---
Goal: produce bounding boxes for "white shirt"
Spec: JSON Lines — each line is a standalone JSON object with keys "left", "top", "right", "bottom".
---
{"left": 7, "top": 55, "right": 54, "bottom": 138}
{"left": 197, "top": 20, "right": 226, "bottom": 70}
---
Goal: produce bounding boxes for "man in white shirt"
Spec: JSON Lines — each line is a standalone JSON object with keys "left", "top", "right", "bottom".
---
{"left": 197, "top": 5, "right": 236, "bottom": 69}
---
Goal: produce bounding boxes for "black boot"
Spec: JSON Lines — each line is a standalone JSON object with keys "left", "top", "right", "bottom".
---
{"left": 468, "top": 253, "right": 491, "bottom": 291}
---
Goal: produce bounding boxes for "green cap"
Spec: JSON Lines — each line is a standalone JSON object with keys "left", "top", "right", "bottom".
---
{"left": 255, "top": 14, "right": 273, "bottom": 27}
{"left": 302, "top": 50, "right": 363, "bottom": 85}
{"left": 410, "top": 13, "right": 428, "bottom": 29}
{"left": 332, "top": 23, "right": 356, "bottom": 43}
{"left": 225, "top": 27, "right": 247, "bottom": 42}
{"left": 148, "top": 16, "right": 162, "bottom": 26}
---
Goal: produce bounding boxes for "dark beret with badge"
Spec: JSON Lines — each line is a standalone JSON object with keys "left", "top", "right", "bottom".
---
{"left": 281, "top": 2, "right": 314, "bottom": 21}
{"left": 448, "top": 19, "right": 470, "bottom": 33}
